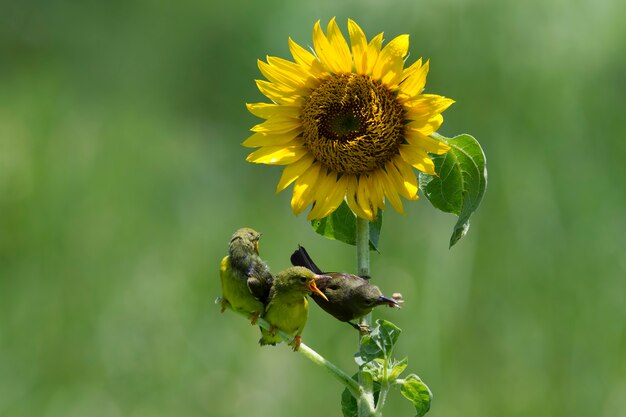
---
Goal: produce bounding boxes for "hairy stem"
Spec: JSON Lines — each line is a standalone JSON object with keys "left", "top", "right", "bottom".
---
{"left": 374, "top": 359, "right": 390, "bottom": 416}
{"left": 374, "top": 383, "right": 390, "bottom": 417}
{"left": 356, "top": 217, "right": 376, "bottom": 417}
{"left": 217, "top": 299, "right": 361, "bottom": 398}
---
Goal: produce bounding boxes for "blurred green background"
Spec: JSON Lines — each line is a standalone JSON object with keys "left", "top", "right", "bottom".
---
{"left": 2, "top": 0, "right": 625, "bottom": 416}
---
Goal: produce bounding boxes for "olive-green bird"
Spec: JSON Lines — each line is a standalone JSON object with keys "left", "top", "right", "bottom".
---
{"left": 290, "top": 245, "right": 399, "bottom": 331}
{"left": 259, "top": 266, "right": 329, "bottom": 351}
{"left": 220, "top": 227, "right": 273, "bottom": 324}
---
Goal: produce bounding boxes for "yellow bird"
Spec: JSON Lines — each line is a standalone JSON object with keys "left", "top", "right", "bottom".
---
{"left": 220, "top": 228, "right": 273, "bottom": 324}
{"left": 259, "top": 266, "right": 328, "bottom": 351}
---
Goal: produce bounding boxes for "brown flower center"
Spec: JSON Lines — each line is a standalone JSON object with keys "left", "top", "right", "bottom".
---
{"left": 301, "top": 73, "right": 405, "bottom": 175}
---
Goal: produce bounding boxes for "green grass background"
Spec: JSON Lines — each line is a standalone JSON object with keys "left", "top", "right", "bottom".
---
{"left": 2, "top": 0, "right": 625, "bottom": 416}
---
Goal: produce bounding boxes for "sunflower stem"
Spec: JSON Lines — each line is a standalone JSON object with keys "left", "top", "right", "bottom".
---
{"left": 356, "top": 217, "right": 376, "bottom": 417}
{"left": 217, "top": 298, "right": 361, "bottom": 398}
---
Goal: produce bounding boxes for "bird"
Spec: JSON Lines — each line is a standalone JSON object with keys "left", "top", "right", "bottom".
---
{"left": 290, "top": 245, "right": 400, "bottom": 331}
{"left": 219, "top": 227, "right": 273, "bottom": 324}
{"left": 259, "top": 266, "right": 329, "bottom": 351}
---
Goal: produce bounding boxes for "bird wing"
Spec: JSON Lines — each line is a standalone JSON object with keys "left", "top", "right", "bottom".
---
{"left": 247, "top": 276, "right": 272, "bottom": 303}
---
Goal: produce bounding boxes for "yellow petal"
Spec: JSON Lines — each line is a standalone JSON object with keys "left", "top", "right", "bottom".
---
{"left": 392, "top": 158, "right": 419, "bottom": 200}
{"left": 356, "top": 176, "right": 376, "bottom": 220}
{"left": 307, "top": 172, "right": 348, "bottom": 220}
{"left": 400, "top": 58, "right": 423, "bottom": 83}
{"left": 348, "top": 19, "right": 368, "bottom": 74}
{"left": 255, "top": 80, "right": 303, "bottom": 105}
{"left": 246, "top": 103, "right": 301, "bottom": 119}
{"left": 307, "top": 169, "right": 335, "bottom": 208}
{"left": 242, "top": 129, "right": 302, "bottom": 148}
{"left": 366, "top": 173, "right": 385, "bottom": 212}
{"left": 405, "top": 94, "right": 455, "bottom": 116}
{"left": 404, "top": 129, "right": 450, "bottom": 154}
{"left": 385, "top": 160, "right": 411, "bottom": 200}
{"left": 276, "top": 154, "right": 315, "bottom": 192}
{"left": 246, "top": 143, "right": 307, "bottom": 165}
{"left": 291, "top": 163, "right": 322, "bottom": 214}
{"left": 312, "top": 20, "right": 333, "bottom": 69}
{"left": 268, "top": 56, "right": 315, "bottom": 87}
{"left": 363, "top": 33, "right": 384, "bottom": 75}
{"left": 406, "top": 114, "right": 444, "bottom": 136}
{"left": 288, "top": 37, "right": 326, "bottom": 78}
{"left": 404, "top": 94, "right": 453, "bottom": 135}
{"left": 376, "top": 170, "right": 404, "bottom": 214}
{"left": 258, "top": 59, "right": 306, "bottom": 89}
{"left": 325, "top": 18, "right": 352, "bottom": 73}
{"left": 313, "top": 20, "right": 346, "bottom": 73}
{"left": 372, "top": 34, "right": 409, "bottom": 86}
{"left": 319, "top": 175, "right": 350, "bottom": 218}
{"left": 399, "top": 59, "right": 429, "bottom": 99}
{"left": 345, "top": 176, "right": 372, "bottom": 220}
{"left": 399, "top": 144, "right": 436, "bottom": 175}
{"left": 250, "top": 117, "right": 301, "bottom": 134}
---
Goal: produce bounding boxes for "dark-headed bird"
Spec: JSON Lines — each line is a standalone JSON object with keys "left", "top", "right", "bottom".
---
{"left": 290, "top": 245, "right": 399, "bottom": 331}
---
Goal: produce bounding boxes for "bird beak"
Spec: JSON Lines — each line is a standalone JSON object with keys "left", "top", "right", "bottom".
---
{"left": 254, "top": 240, "right": 260, "bottom": 255}
{"left": 378, "top": 296, "right": 400, "bottom": 308}
{"left": 310, "top": 276, "right": 329, "bottom": 301}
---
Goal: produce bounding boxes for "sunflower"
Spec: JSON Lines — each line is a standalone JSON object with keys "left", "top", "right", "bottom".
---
{"left": 244, "top": 18, "right": 454, "bottom": 221}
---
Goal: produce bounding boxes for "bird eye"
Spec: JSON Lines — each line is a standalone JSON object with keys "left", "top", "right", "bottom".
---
{"left": 328, "top": 285, "right": 340, "bottom": 291}
{"left": 299, "top": 277, "right": 307, "bottom": 283}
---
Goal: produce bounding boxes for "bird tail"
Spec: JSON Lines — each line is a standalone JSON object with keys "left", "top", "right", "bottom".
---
{"left": 290, "top": 245, "right": 323, "bottom": 274}
{"left": 258, "top": 328, "right": 278, "bottom": 346}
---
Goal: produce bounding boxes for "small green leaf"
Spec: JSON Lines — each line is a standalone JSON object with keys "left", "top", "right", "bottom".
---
{"left": 362, "top": 359, "right": 384, "bottom": 380}
{"left": 354, "top": 333, "right": 382, "bottom": 366}
{"left": 354, "top": 320, "right": 402, "bottom": 366}
{"left": 341, "top": 387, "right": 357, "bottom": 417}
{"left": 388, "top": 357, "right": 408, "bottom": 381}
{"left": 376, "top": 319, "right": 401, "bottom": 355}
{"left": 311, "top": 201, "right": 382, "bottom": 251}
{"left": 400, "top": 374, "right": 433, "bottom": 417}
{"left": 419, "top": 133, "right": 487, "bottom": 247}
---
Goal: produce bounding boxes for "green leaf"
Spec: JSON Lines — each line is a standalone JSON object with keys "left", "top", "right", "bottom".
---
{"left": 362, "top": 359, "right": 384, "bottom": 380}
{"left": 376, "top": 319, "right": 401, "bottom": 354}
{"left": 354, "top": 320, "right": 402, "bottom": 366}
{"left": 400, "top": 374, "right": 433, "bottom": 417}
{"left": 388, "top": 357, "right": 408, "bottom": 381}
{"left": 354, "top": 333, "right": 383, "bottom": 366}
{"left": 419, "top": 133, "right": 487, "bottom": 247}
{"left": 311, "top": 201, "right": 382, "bottom": 251}
{"left": 341, "top": 387, "right": 357, "bottom": 417}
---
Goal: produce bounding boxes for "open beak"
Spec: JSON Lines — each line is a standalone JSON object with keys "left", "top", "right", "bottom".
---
{"left": 310, "top": 276, "right": 329, "bottom": 301}
{"left": 378, "top": 295, "right": 400, "bottom": 308}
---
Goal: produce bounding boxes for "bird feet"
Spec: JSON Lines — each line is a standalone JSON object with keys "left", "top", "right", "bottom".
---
{"left": 268, "top": 324, "right": 277, "bottom": 336}
{"left": 289, "top": 335, "right": 302, "bottom": 351}
{"left": 249, "top": 312, "right": 260, "bottom": 325}
{"left": 349, "top": 322, "right": 371, "bottom": 334}
{"left": 218, "top": 297, "right": 230, "bottom": 313}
